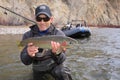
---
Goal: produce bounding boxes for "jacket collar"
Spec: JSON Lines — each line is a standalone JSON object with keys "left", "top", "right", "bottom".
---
{"left": 29, "top": 24, "right": 55, "bottom": 35}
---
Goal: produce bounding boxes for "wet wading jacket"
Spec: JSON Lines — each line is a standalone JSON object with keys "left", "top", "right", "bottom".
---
{"left": 20, "top": 24, "right": 66, "bottom": 71}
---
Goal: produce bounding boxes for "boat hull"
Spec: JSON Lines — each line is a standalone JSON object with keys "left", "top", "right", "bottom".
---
{"left": 62, "top": 27, "right": 91, "bottom": 38}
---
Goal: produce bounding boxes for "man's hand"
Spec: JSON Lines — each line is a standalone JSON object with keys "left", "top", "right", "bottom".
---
{"left": 51, "top": 41, "right": 66, "bottom": 55}
{"left": 27, "top": 43, "right": 39, "bottom": 57}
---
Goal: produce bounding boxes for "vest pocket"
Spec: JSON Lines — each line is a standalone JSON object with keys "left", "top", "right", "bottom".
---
{"left": 33, "top": 58, "right": 55, "bottom": 71}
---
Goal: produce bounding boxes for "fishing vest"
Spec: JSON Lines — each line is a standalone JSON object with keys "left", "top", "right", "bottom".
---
{"left": 30, "top": 25, "right": 58, "bottom": 71}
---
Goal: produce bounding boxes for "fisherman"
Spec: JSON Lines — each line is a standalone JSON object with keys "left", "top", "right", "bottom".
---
{"left": 20, "top": 4, "right": 72, "bottom": 80}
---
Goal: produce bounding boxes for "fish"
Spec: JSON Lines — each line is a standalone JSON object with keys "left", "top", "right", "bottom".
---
{"left": 18, "top": 35, "right": 78, "bottom": 49}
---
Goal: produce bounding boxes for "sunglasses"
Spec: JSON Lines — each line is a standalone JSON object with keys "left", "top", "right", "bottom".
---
{"left": 36, "top": 16, "right": 50, "bottom": 22}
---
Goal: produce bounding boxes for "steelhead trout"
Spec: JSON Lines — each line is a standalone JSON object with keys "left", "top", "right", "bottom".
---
{"left": 19, "top": 35, "right": 78, "bottom": 49}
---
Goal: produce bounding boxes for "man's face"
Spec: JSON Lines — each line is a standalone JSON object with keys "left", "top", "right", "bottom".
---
{"left": 36, "top": 14, "right": 53, "bottom": 31}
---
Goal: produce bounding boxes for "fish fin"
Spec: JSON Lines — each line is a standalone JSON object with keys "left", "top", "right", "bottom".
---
{"left": 16, "top": 40, "right": 21, "bottom": 47}
{"left": 61, "top": 41, "right": 67, "bottom": 47}
{"left": 59, "top": 41, "right": 67, "bottom": 53}
{"left": 16, "top": 40, "right": 24, "bottom": 51}
{"left": 41, "top": 49, "right": 47, "bottom": 56}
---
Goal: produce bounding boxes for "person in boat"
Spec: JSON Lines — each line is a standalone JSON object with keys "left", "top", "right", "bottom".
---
{"left": 61, "top": 22, "right": 72, "bottom": 30}
{"left": 66, "top": 22, "right": 72, "bottom": 30}
{"left": 20, "top": 4, "right": 72, "bottom": 80}
{"left": 76, "top": 23, "right": 83, "bottom": 27}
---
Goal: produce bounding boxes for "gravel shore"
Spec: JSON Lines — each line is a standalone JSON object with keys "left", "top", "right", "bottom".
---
{"left": 0, "top": 27, "right": 30, "bottom": 34}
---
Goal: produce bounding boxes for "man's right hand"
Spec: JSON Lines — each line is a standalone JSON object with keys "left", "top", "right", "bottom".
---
{"left": 27, "top": 43, "right": 39, "bottom": 57}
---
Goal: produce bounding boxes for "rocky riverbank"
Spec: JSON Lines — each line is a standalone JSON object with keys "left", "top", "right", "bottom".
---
{"left": 0, "top": 25, "right": 29, "bottom": 34}
{"left": 0, "top": 0, "right": 120, "bottom": 26}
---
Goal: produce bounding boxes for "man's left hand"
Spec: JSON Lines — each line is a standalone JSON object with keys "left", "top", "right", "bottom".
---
{"left": 51, "top": 41, "right": 66, "bottom": 55}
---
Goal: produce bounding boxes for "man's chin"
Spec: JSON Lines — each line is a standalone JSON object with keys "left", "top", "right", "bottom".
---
{"left": 39, "top": 27, "right": 48, "bottom": 31}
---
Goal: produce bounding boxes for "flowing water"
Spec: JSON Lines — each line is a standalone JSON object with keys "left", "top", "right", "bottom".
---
{"left": 0, "top": 27, "right": 120, "bottom": 80}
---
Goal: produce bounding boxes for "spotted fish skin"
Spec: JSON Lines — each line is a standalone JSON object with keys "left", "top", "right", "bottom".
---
{"left": 19, "top": 35, "right": 78, "bottom": 49}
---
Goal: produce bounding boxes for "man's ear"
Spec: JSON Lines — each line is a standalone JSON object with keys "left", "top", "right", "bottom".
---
{"left": 50, "top": 16, "right": 54, "bottom": 22}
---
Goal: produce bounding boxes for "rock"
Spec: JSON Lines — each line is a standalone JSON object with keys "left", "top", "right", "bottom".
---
{"left": 0, "top": 0, "right": 119, "bottom": 27}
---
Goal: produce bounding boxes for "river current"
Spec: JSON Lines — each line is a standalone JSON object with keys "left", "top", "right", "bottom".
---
{"left": 0, "top": 27, "right": 120, "bottom": 80}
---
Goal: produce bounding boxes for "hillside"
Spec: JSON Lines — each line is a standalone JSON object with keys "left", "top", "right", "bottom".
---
{"left": 0, "top": 0, "right": 120, "bottom": 27}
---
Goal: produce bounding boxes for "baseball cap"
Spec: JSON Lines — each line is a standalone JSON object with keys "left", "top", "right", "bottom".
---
{"left": 35, "top": 4, "right": 52, "bottom": 18}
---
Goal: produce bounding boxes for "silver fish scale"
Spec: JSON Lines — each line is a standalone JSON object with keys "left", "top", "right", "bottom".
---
{"left": 32, "top": 35, "right": 78, "bottom": 44}
{"left": 19, "top": 35, "right": 78, "bottom": 47}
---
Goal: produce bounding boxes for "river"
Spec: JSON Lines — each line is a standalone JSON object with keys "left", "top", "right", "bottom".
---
{"left": 0, "top": 27, "right": 120, "bottom": 80}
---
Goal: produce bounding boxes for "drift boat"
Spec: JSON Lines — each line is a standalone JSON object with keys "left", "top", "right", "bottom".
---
{"left": 61, "top": 20, "right": 91, "bottom": 38}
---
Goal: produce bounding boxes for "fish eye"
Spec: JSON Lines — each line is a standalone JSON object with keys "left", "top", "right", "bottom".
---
{"left": 69, "top": 42, "right": 72, "bottom": 44}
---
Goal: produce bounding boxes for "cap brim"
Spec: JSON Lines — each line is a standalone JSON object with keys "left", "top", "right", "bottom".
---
{"left": 36, "top": 12, "right": 51, "bottom": 18}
